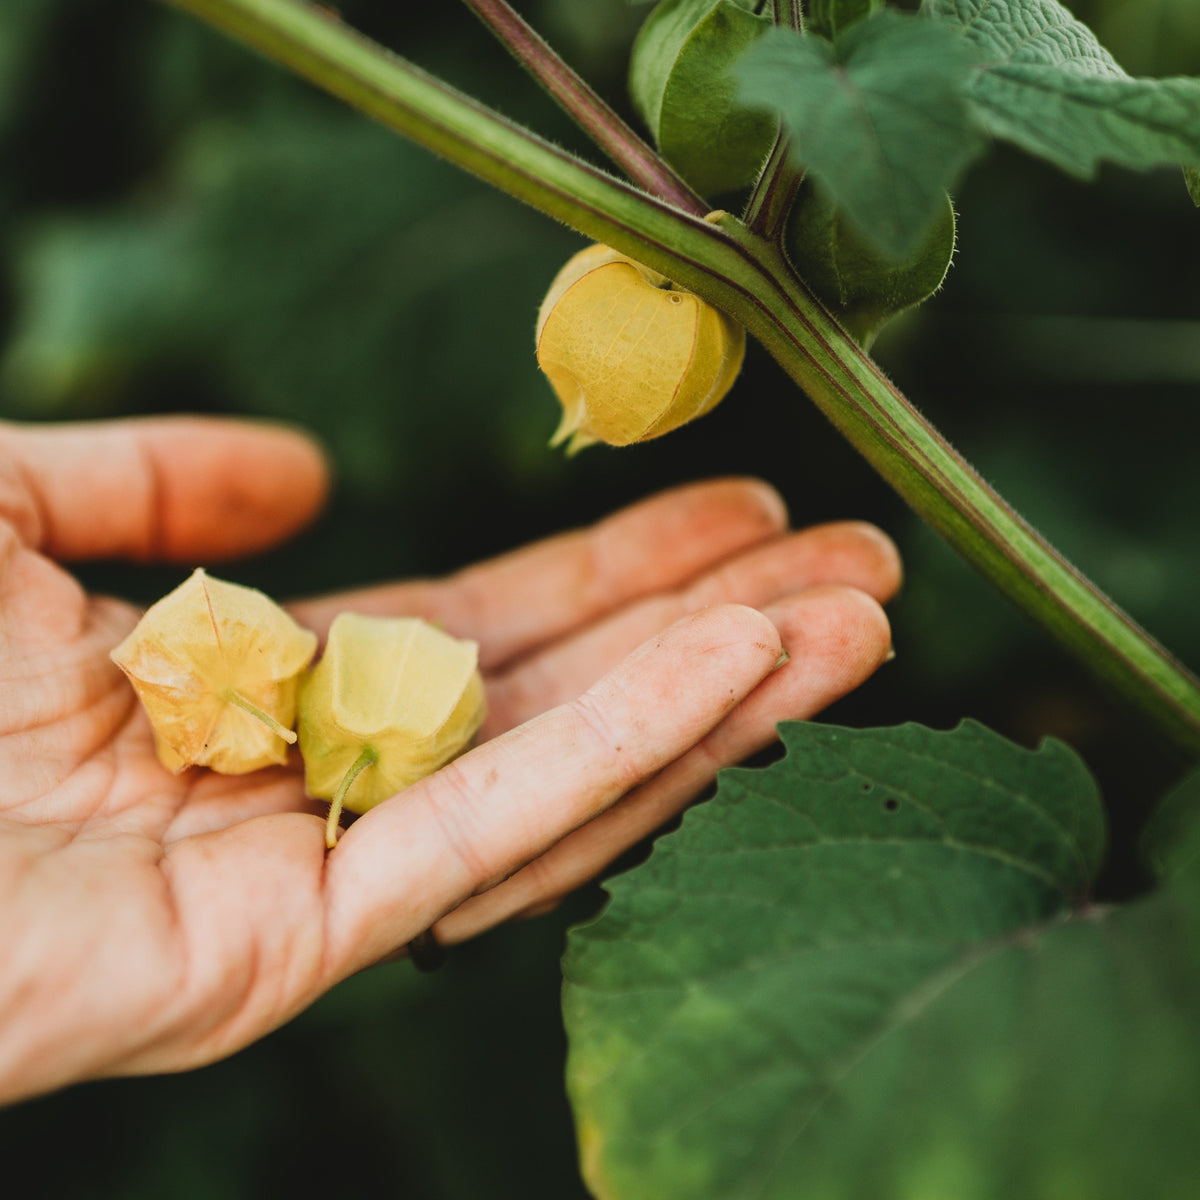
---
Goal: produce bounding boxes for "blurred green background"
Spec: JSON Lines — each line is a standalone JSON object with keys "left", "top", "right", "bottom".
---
{"left": 1, "top": 1, "right": 1197, "bottom": 1195}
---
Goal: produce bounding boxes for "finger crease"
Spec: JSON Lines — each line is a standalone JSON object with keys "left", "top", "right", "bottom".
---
{"left": 132, "top": 435, "right": 165, "bottom": 561}
{"left": 426, "top": 762, "right": 493, "bottom": 888}
{"left": 6, "top": 453, "right": 50, "bottom": 552}
{"left": 571, "top": 690, "right": 646, "bottom": 793}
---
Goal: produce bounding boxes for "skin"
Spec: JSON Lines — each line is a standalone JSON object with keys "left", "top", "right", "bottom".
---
{"left": 0, "top": 415, "right": 901, "bottom": 1106}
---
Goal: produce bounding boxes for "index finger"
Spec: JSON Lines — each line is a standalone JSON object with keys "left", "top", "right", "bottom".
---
{"left": 289, "top": 477, "right": 786, "bottom": 670}
{"left": 0, "top": 417, "right": 329, "bottom": 562}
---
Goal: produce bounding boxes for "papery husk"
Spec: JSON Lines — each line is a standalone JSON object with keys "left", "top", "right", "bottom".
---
{"left": 110, "top": 568, "right": 317, "bottom": 774}
{"left": 297, "top": 613, "right": 487, "bottom": 816}
{"left": 535, "top": 243, "right": 745, "bottom": 452}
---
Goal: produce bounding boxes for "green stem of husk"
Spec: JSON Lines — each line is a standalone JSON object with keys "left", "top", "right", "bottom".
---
{"left": 326, "top": 746, "right": 378, "bottom": 849}
{"left": 225, "top": 690, "right": 298, "bottom": 744}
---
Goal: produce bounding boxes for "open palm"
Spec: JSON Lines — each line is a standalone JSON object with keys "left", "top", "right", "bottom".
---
{"left": 0, "top": 417, "right": 899, "bottom": 1106}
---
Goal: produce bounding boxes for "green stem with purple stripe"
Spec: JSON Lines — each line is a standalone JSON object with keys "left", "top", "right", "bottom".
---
{"left": 461, "top": 0, "right": 708, "bottom": 216}
{"left": 161, "top": 0, "right": 1200, "bottom": 757}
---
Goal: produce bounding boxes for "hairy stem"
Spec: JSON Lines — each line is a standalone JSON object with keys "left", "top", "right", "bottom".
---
{"left": 746, "top": 0, "right": 805, "bottom": 239}
{"left": 772, "top": 0, "right": 805, "bottom": 31}
{"left": 160, "top": 0, "right": 1200, "bottom": 756}
{"left": 715, "top": 222, "right": 1200, "bottom": 757}
{"left": 461, "top": 0, "right": 708, "bottom": 216}
{"left": 743, "top": 129, "right": 803, "bottom": 243}
{"left": 163, "top": 0, "right": 709, "bottom": 261}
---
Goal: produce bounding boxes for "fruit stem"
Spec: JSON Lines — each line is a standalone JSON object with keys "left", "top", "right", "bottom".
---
{"left": 743, "top": 128, "right": 804, "bottom": 245}
{"left": 224, "top": 690, "right": 298, "bottom": 744}
{"left": 745, "top": 2, "right": 805, "bottom": 243}
{"left": 326, "top": 746, "right": 378, "bottom": 849}
{"left": 461, "top": 0, "right": 709, "bottom": 216}
{"left": 771, "top": 0, "right": 804, "bottom": 32}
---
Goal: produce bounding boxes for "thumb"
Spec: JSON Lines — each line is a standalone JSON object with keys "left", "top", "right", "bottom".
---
{"left": 0, "top": 416, "right": 330, "bottom": 562}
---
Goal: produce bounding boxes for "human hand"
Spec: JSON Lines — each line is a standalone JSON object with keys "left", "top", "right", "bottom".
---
{"left": 0, "top": 416, "right": 900, "bottom": 1105}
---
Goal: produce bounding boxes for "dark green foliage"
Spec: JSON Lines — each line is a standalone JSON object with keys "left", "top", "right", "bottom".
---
{"left": 1, "top": 103, "right": 578, "bottom": 500}
{"left": 806, "top": 0, "right": 886, "bottom": 40}
{"left": 731, "top": 1, "right": 1200, "bottom": 257}
{"left": 1141, "top": 764, "right": 1200, "bottom": 880}
{"left": 565, "top": 722, "right": 1200, "bottom": 1199}
{"left": 786, "top": 180, "right": 957, "bottom": 346}
{"left": 926, "top": 0, "right": 1200, "bottom": 177}
{"left": 737, "top": 11, "right": 984, "bottom": 257}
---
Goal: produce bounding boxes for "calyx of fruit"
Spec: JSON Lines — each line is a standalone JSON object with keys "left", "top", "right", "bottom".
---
{"left": 629, "top": 0, "right": 776, "bottom": 196}
{"left": 786, "top": 179, "right": 957, "bottom": 348}
{"left": 297, "top": 613, "right": 487, "bottom": 847}
{"left": 110, "top": 568, "right": 317, "bottom": 774}
{"left": 535, "top": 242, "right": 745, "bottom": 452}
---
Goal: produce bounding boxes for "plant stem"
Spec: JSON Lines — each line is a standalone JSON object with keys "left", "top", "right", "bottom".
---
{"left": 160, "top": 0, "right": 1200, "bottom": 757}
{"left": 326, "top": 746, "right": 377, "bottom": 849}
{"left": 163, "top": 0, "right": 706, "bottom": 259}
{"left": 746, "top": 1, "right": 805, "bottom": 240}
{"left": 716, "top": 224, "right": 1200, "bottom": 759}
{"left": 461, "top": 0, "right": 708, "bottom": 216}
{"left": 743, "top": 129, "right": 803, "bottom": 244}
{"left": 771, "top": 0, "right": 805, "bottom": 31}
{"left": 224, "top": 689, "right": 298, "bottom": 743}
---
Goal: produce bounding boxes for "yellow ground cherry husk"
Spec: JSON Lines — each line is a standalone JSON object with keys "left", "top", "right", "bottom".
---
{"left": 535, "top": 243, "right": 745, "bottom": 453}
{"left": 110, "top": 568, "right": 317, "bottom": 774}
{"left": 296, "top": 613, "right": 487, "bottom": 847}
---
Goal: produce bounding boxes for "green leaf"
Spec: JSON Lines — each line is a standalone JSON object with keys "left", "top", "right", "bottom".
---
{"left": 807, "top": 0, "right": 886, "bottom": 41}
{"left": 628, "top": 0, "right": 776, "bottom": 196}
{"left": 925, "top": 0, "right": 1200, "bottom": 178}
{"left": 564, "top": 720, "right": 1134, "bottom": 1200}
{"left": 736, "top": 11, "right": 985, "bottom": 258}
{"left": 784, "top": 860, "right": 1200, "bottom": 1200}
{"left": 1185, "top": 166, "right": 1200, "bottom": 206}
{"left": 1142, "top": 765, "right": 1200, "bottom": 881}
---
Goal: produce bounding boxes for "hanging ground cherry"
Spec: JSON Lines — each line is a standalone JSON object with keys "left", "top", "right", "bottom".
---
{"left": 535, "top": 242, "right": 745, "bottom": 452}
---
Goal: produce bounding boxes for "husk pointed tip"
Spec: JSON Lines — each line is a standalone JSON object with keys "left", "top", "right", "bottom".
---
{"left": 566, "top": 430, "right": 599, "bottom": 456}
{"left": 549, "top": 409, "right": 579, "bottom": 449}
